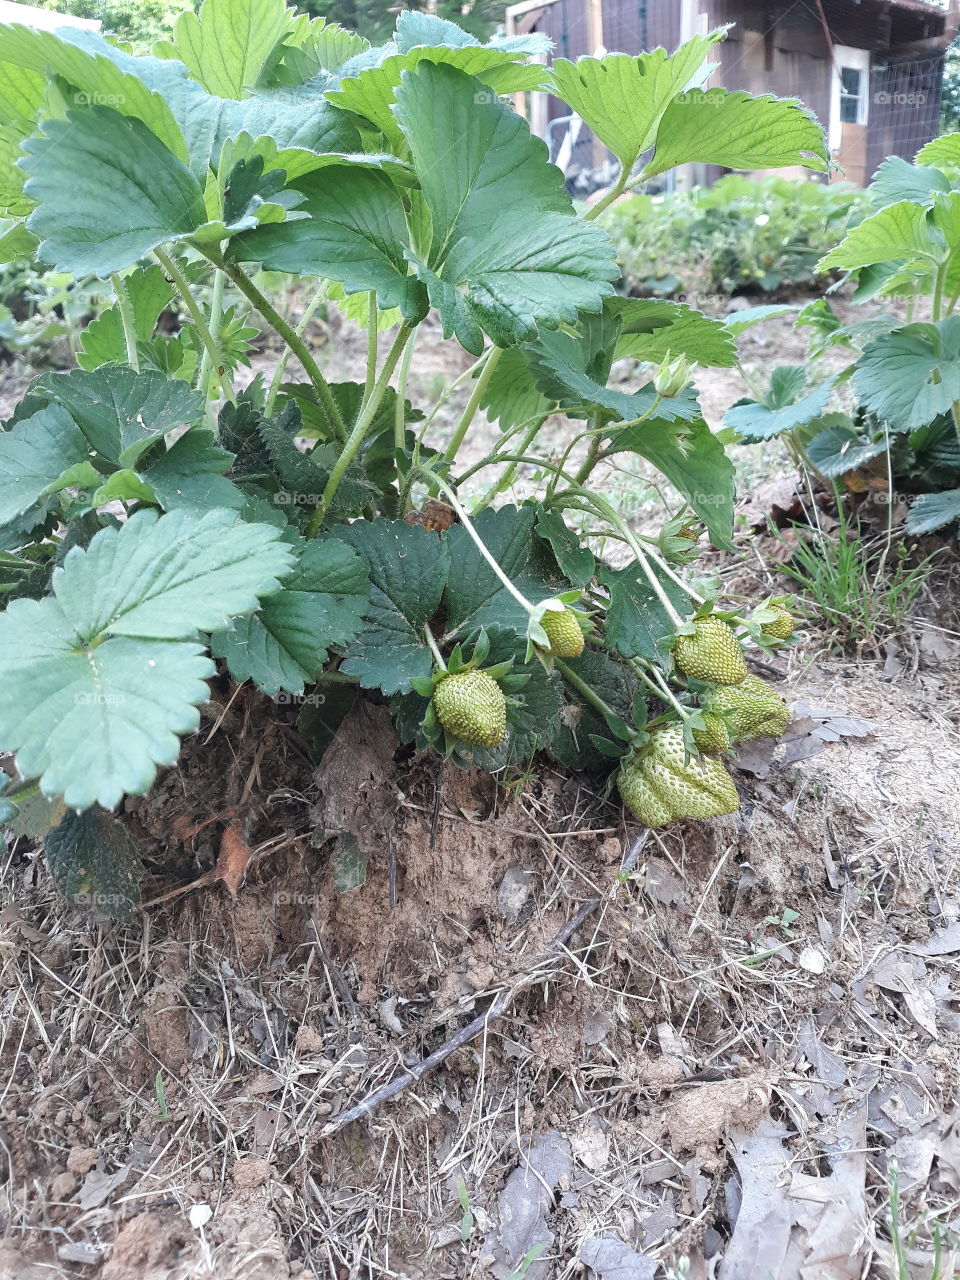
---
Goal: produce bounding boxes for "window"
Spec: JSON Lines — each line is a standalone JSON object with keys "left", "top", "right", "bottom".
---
{"left": 829, "top": 46, "right": 871, "bottom": 149}
{"left": 839, "top": 66, "right": 864, "bottom": 124}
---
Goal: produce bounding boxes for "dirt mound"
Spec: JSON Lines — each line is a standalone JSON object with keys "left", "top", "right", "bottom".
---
{"left": 1, "top": 630, "right": 959, "bottom": 1278}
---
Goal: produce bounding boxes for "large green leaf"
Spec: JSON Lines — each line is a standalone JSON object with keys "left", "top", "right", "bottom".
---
{"left": 44, "top": 807, "right": 141, "bottom": 921}
{"left": 868, "top": 155, "right": 949, "bottom": 210}
{"left": 612, "top": 299, "right": 736, "bottom": 368}
{"left": 479, "top": 347, "right": 554, "bottom": 430}
{"left": 549, "top": 649, "right": 636, "bottom": 773}
{"left": 140, "top": 429, "right": 245, "bottom": 514}
{"left": 916, "top": 133, "right": 960, "bottom": 170}
{"left": 608, "top": 417, "right": 735, "bottom": 550}
{"left": 905, "top": 488, "right": 960, "bottom": 535}
{"left": 21, "top": 107, "right": 205, "bottom": 276}
{"left": 550, "top": 32, "right": 724, "bottom": 172}
{"left": 817, "top": 201, "right": 939, "bottom": 272}
{"left": 805, "top": 418, "right": 887, "bottom": 478}
{"left": 442, "top": 505, "right": 570, "bottom": 640}
{"left": 30, "top": 366, "right": 203, "bottom": 467}
{"left": 0, "top": 23, "right": 188, "bottom": 159}
{"left": 645, "top": 90, "right": 828, "bottom": 178}
{"left": 338, "top": 518, "right": 450, "bottom": 694}
{"left": 53, "top": 506, "right": 294, "bottom": 640}
{"left": 394, "top": 61, "right": 618, "bottom": 353}
{"left": 212, "top": 537, "right": 369, "bottom": 695}
{"left": 725, "top": 366, "right": 833, "bottom": 440}
{"left": 328, "top": 46, "right": 546, "bottom": 150}
{"left": 0, "top": 405, "right": 91, "bottom": 524}
{"left": 0, "top": 508, "right": 293, "bottom": 808}
{"left": 441, "top": 504, "right": 537, "bottom": 633}
{"left": 598, "top": 561, "right": 689, "bottom": 670}
{"left": 170, "top": 0, "right": 293, "bottom": 98}
{"left": 853, "top": 320, "right": 960, "bottom": 431}
{"left": 229, "top": 166, "right": 426, "bottom": 318}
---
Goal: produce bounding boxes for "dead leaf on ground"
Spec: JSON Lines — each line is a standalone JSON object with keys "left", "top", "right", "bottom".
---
{"left": 580, "top": 1236, "right": 656, "bottom": 1280}
{"left": 213, "top": 820, "right": 254, "bottom": 897}
{"left": 484, "top": 1130, "right": 573, "bottom": 1280}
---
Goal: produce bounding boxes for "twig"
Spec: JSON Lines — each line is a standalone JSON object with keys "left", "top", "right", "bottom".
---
{"left": 308, "top": 917, "right": 361, "bottom": 1041}
{"left": 318, "top": 830, "right": 650, "bottom": 1137}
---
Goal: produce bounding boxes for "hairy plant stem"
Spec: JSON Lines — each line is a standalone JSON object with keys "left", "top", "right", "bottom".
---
{"left": 471, "top": 415, "right": 551, "bottom": 512}
{"left": 582, "top": 161, "right": 631, "bottom": 222}
{"left": 602, "top": 503, "right": 685, "bottom": 628}
{"left": 394, "top": 330, "right": 416, "bottom": 454}
{"left": 573, "top": 433, "right": 602, "bottom": 485}
{"left": 308, "top": 325, "right": 414, "bottom": 534}
{"left": 554, "top": 658, "right": 620, "bottom": 722}
{"left": 441, "top": 346, "right": 503, "bottom": 466}
{"left": 212, "top": 254, "right": 346, "bottom": 440}
{"left": 265, "top": 282, "right": 328, "bottom": 416}
{"left": 424, "top": 623, "right": 448, "bottom": 671}
{"left": 154, "top": 248, "right": 235, "bottom": 404}
{"left": 197, "top": 266, "right": 225, "bottom": 400}
{"left": 428, "top": 478, "right": 535, "bottom": 615}
{"left": 111, "top": 272, "right": 139, "bottom": 372}
{"left": 363, "top": 293, "right": 378, "bottom": 405}
{"left": 629, "top": 658, "right": 692, "bottom": 722}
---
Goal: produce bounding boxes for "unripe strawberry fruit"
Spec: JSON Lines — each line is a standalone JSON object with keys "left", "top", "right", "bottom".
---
{"left": 541, "top": 607, "right": 585, "bottom": 658}
{"left": 760, "top": 602, "right": 794, "bottom": 640}
{"left": 692, "top": 711, "right": 731, "bottom": 756}
{"left": 617, "top": 724, "right": 739, "bottom": 827}
{"left": 674, "top": 616, "right": 747, "bottom": 685}
{"left": 704, "top": 674, "right": 789, "bottom": 742}
{"left": 433, "top": 670, "right": 507, "bottom": 748}
{"left": 617, "top": 761, "right": 674, "bottom": 827}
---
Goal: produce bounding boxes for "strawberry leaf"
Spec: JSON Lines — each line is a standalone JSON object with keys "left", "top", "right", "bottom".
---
{"left": 211, "top": 537, "right": 369, "bottom": 696}
{"left": 44, "top": 807, "right": 142, "bottom": 921}
{"left": 598, "top": 562, "right": 690, "bottom": 670}
{"left": 21, "top": 107, "right": 206, "bottom": 276}
{"left": 338, "top": 518, "right": 450, "bottom": 694}
{"left": 853, "top": 320, "right": 960, "bottom": 431}
{"left": 394, "top": 61, "right": 618, "bottom": 353}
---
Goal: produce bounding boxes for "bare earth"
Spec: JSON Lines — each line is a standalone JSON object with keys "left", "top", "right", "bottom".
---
{"left": 1, "top": 300, "right": 959, "bottom": 1280}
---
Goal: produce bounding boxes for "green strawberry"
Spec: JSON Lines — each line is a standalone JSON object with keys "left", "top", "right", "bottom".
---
{"left": 704, "top": 674, "right": 789, "bottom": 742}
{"left": 643, "top": 725, "right": 740, "bottom": 821}
{"left": 673, "top": 616, "right": 747, "bottom": 685}
{"left": 617, "top": 725, "right": 739, "bottom": 827}
{"left": 617, "top": 759, "right": 674, "bottom": 827}
{"left": 433, "top": 670, "right": 507, "bottom": 748}
{"left": 540, "top": 607, "right": 585, "bottom": 658}
{"left": 759, "top": 602, "right": 794, "bottom": 640}
{"left": 692, "top": 711, "right": 731, "bottom": 756}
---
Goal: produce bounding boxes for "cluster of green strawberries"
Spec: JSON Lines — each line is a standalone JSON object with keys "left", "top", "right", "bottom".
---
{"left": 422, "top": 592, "right": 794, "bottom": 830}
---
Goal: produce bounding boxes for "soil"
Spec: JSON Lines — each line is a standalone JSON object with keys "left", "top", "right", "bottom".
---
{"left": 1, "top": 299, "right": 959, "bottom": 1279}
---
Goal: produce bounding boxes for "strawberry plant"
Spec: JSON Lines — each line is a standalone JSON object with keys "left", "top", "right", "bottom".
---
{"left": 0, "top": 0, "right": 825, "bottom": 915}
{"left": 728, "top": 135, "right": 960, "bottom": 538}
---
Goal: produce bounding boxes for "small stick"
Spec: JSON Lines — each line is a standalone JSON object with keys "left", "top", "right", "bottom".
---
{"left": 318, "top": 830, "right": 649, "bottom": 1137}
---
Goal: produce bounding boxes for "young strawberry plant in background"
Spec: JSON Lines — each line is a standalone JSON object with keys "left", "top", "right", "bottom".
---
{"left": 727, "top": 136, "right": 960, "bottom": 538}
{"left": 0, "top": 0, "right": 827, "bottom": 916}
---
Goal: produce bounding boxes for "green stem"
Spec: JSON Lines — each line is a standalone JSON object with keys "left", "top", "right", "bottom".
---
{"left": 933, "top": 258, "right": 947, "bottom": 322}
{"left": 111, "top": 272, "right": 139, "bottom": 372}
{"left": 154, "top": 248, "right": 235, "bottom": 404}
{"left": 424, "top": 623, "right": 447, "bottom": 671}
{"left": 395, "top": 330, "right": 415, "bottom": 453}
{"left": 363, "top": 292, "right": 378, "bottom": 405}
{"left": 441, "top": 346, "right": 503, "bottom": 466}
{"left": 308, "top": 324, "right": 414, "bottom": 533}
{"left": 582, "top": 160, "right": 631, "bottom": 222}
{"left": 212, "top": 254, "right": 345, "bottom": 440}
{"left": 471, "top": 415, "right": 550, "bottom": 513}
{"left": 631, "top": 659, "right": 692, "bottom": 723}
{"left": 602, "top": 502, "right": 685, "bottom": 628}
{"left": 430, "top": 478, "right": 534, "bottom": 615}
{"left": 554, "top": 658, "right": 621, "bottom": 722}
{"left": 265, "top": 282, "right": 328, "bottom": 417}
{"left": 197, "top": 266, "right": 225, "bottom": 400}
{"left": 573, "top": 433, "right": 602, "bottom": 486}
{"left": 951, "top": 402, "right": 960, "bottom": 450}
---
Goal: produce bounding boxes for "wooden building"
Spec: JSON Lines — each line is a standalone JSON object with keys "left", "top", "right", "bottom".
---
{"left": 509, "top": 0, "right": 959, "bottom": 187}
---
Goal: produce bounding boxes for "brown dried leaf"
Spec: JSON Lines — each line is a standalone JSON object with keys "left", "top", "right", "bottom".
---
{"left": 214, "top": 820, "right": 254, "bottom": 897}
